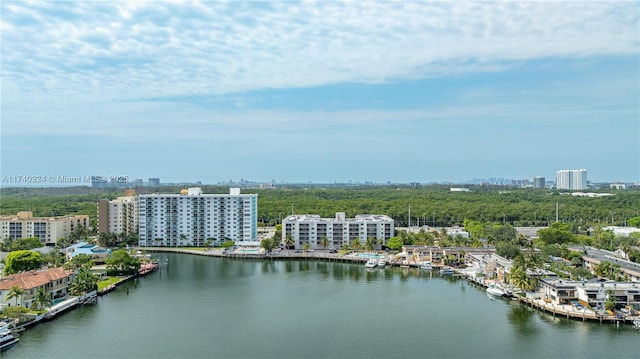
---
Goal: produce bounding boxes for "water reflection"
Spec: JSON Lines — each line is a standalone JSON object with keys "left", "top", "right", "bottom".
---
{"left": 508, "top": 302, "right": 539, "bottom": 336}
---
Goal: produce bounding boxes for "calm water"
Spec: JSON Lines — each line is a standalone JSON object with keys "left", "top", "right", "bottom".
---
{"left": 4, "top": 253, "right": 639, "bottom": 359}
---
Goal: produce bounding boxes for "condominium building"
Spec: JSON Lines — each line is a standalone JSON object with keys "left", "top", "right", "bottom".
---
{"left": 0, "top": 211, "right": 90, "bottom": 246}
{"left": 282, "top": 212, "right": 394, "bottom": 250}
{"left": 138, "top": 187, "right": 258, "bottom": 247}
{"left": 533, "top": 176, "right": 545, "bottom": 189}
{"left": 97, "top": 195, "right": 139, "bottom": 235}
{"left": 556, "top": 169, "right": 587, "bottom": 190}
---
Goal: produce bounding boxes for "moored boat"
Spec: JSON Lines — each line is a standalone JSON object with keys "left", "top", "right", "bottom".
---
{"left": 0, "top": 330, "right": 19, "bottom": 351}
{"left": 486, "top": 283, "right": 505, "bottom": 298}
{"left": 377, "top": 258, "right": 386, "bottom": 268}
{"left": 419, "top": 261, "right": 433, "bottom": 270}
{"left": 365, "top": 259, "right": 377, "bottom": 269}
{"left": 439, "top": 267, "right": 455, "bottom": 275}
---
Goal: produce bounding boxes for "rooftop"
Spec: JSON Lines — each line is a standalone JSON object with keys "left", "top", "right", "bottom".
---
{"left": 0, "top": 267, "right": 74, "bottom": 291}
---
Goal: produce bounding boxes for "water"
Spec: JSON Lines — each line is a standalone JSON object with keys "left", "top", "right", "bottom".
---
{"left": 4, "top": 253, "right": 638, "bottom": 359}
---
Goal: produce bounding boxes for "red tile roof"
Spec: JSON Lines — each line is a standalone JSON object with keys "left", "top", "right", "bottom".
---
{"left": 0, "top": 267, "right": 74, "bottom": 290}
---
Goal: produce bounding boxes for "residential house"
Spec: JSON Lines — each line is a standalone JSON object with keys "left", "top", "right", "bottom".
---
{"left": 0, "top": 267, "right": 74, "bottom": 309}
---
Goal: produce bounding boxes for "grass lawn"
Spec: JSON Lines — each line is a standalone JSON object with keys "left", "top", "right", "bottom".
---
{"left": 97, "top": 276, "right": 121, "bottom": 291}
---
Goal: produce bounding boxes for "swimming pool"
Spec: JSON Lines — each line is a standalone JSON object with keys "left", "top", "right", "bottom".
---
{"left": 52, "top": 297, "right": 69, "bottom": 306}
{"left": 356, "top": 253, "right": 380, "bottom": 259}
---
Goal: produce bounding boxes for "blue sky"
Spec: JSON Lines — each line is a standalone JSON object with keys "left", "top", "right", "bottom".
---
{"left": 1, "top": 1, "right": 638, "bottom": 185}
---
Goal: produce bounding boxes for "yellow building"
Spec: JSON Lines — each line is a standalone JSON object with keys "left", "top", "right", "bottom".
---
{"left": 0, "top": 211, "right": 89, "bottom": 246}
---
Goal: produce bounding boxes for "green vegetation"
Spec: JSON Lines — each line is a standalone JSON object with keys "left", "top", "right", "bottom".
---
{"left": 4, "top": 286, "right": 26, "bottom": 306}
{"left": 106, "top": 249, "right": 141, "bottom": 275}
{"left": 0, "top": 237, "right": 43, "bottom": 252}
{"left": 220, "top": 240, "right": 235, "bottom": 249}
{"left": 4, "top": 250, "right": 43, "bottom": 274}
{"left": 97, "top": 276, "right": 121, "bottom": 291}
{"left": 69, "top": 267, "right": 99, "bottom": 295}
{"left": 2, "top": 185, "right": 639, "bottom": 228}
{"left": 31, "top": 287, "right": 53, "bottom": 310}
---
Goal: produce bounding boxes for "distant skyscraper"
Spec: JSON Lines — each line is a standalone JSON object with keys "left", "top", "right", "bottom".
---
{"left": 533, "top": 176, "right": 545, "bottom": 189}
{"left": 148, "top": 178, "right": 160, "bottom": 186}
{"left": 556, "top": 169, "right": 587, "bottom": 190}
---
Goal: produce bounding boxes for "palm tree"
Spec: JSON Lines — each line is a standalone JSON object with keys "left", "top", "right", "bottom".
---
{"left": 365, "top": 237, "right": 375, "bottom": 251}
{"left": 320, "top": 236, "right": 329, "bottom": 249}
{"left": 350, "top": 238, "right": 362, "bottom": 250}
{"left": 5, "top": 286, "right": 26, "bottom": 307}
{"left": 31, "top": 287, "right": 52, "bottom": 311}
{"left": 284, "top": 234, "right": 294, "bottom": 249}
{"left": 302, "top": 243, "right": 310, "bottom": 252}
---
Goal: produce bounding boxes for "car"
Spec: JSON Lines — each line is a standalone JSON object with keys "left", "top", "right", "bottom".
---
{"left": 294, "top": 250, "right": 302, "bottom": 253}
{"left": 329, "top": 247, "right": 337, "bottom": 253}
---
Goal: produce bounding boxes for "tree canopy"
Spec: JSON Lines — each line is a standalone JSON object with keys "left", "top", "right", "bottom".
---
{"left": 4, "top": 250, "right": 43, "bottom": 274}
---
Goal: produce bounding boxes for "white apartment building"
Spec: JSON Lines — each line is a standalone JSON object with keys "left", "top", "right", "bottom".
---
{"left": 282, "top": 212, "right": 394, "bottom": 250}
{"left": 0, "top": 211, "right": 90, "bottom": 246}
{"left": 138, "top": 187, "right": 258, "bottom": 247}
{"left": 556, "top": 169, "right": 587, "bottom": 190}
{"left": 97, "top": 196, "right": 139, "bottom": 235}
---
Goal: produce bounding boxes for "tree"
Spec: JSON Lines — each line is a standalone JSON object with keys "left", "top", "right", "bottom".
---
{"left": 261, "top": 237, "right": 276, "bottom": 252}
{"left": 320, "top": 236, "right": 329, "bottom": 249}
{"left": 605, "top": 290, "right": 617, "bottom": 311}
{"left": 365, "top": 237, "right": 375, "bottom": 251}
{"left": 68, "top": 267, "right": 98, "bottom": 295}
{"left": 284, "top": 234, "right": 294, "bottom": 249}
{"left": 302, "top": 243, "right": 310, "bottom": 252}
{"left": 63, "top": 253, "right": 93, "bottom": 271}
{"left": 4, "top": 250, "right": 43, "bottom": 274}
{"left": 350, "top": 238, "right": 362, "bottom": 250}
{"left": 106, "top": 249, "right": 141, "bottom": 275}
{"left": 5, "top": 286, "right": 26, "bottom": 307}
{"left": 538, "top": 223, "right": 575, "bottom": 245}
{"left": 594, "top": 261, "right": 620, "bottom": 280}
{"left": 31, "top": 287, "right": 52, "bottom": 311}
{"left": 9, "top": 237, "right": 43, "bottom": 251}
{"left": 386, "top": 236, "right": 404, "bottom": 251}
{"left": 507, "top": 264, "right": 536, "bottom": 292}
{"left": 496, "top": 242, "right": 521, "bottom": 260}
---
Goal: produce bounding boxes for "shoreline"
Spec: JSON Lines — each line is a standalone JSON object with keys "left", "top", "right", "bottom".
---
{"left": 138, "top": 247, "right": 640, "bottom": 327}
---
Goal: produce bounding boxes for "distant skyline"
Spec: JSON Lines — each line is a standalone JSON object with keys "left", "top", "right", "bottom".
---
{"left": 1, "top": 1, "right": 638, "bottom": 184}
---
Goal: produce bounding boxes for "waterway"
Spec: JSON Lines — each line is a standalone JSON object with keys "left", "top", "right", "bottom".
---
{"left": 4, "top": 253, "right": 638, "bottom": 358}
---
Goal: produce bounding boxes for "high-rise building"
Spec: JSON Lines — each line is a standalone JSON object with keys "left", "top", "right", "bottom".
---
{"left": 148, "top": 178, "right": 160, "bottom": 187}
{"left": 282, "top": 212, "right": 394, "bottom": 250}
{"left": 138, "top": 187, "right": 258, "bottom": 247}
{"left": 0, "top": 211, "right": 90, "bottom": 245}
{"left": 556, "top": 169, "right": 587, "bottom": 190}
{"left": 97, "top": 195, "right": 139, "bottom": 235}
{"left": 533, "top": 176, "right": 546, "bottom": 189}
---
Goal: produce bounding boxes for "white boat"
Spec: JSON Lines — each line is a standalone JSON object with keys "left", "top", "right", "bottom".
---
{"left": 439, "top": 267, "right": 455, "bottom": 275}
{"left": 365, "top": 259, "right": 377, "bottom": 269}
{"left": 0, "top": 320, "right": 12, "bottom": 333}
{"left": 377, "top": 258, "right": 386, "bottom": 268}
{"left": 419, "top": 261, "right": 433, "bottom": 270}
{"left": 0, "top": 330, "right": 19, "bottom": 351}
{"left": 486, "top": 283, "right": 505, "bottom": 298}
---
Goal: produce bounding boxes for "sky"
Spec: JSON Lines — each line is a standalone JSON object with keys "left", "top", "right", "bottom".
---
{"left": 1, "top": 1, "right": 639, "bottom": 185}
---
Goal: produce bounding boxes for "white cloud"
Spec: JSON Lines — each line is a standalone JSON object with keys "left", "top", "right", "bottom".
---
{"left": 1, "top": 1, "right": 637, "bottom": 109}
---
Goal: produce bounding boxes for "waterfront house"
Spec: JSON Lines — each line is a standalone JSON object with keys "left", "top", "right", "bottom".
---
{"left": 580, "top": 247, "right": 640, "bottom": 282}
{"left": 0, "top": 267, "right": 74, "bottom": 309}
{"left": 540, "top": 278, "right": 640, "bottom": 310}
{"left": 65, "top": 242, "right": 110, "bottom": 263}
{"left": 402, "top": 246, "right": 494, "bottom": 266}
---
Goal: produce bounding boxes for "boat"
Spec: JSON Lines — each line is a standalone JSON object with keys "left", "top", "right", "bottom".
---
{"left": 0, "top": 320, "right": 12, "bottom": 333}
{"left": 486, "top": 283, "right": 505, "bottom": 298}
{"left": 365, "top": 259, "right": 377, "bottom": 269}
{"left": 0, "top": 330, "right": 19, "bottom": 351}
{"left": 377, "top": 258, "right": 386, "bottom": 268}
{"left": 439, "top": 267, "right": 455, "bottom": 275}
{"left": 419, "top": 261, "right": 433, "bottom": 270}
